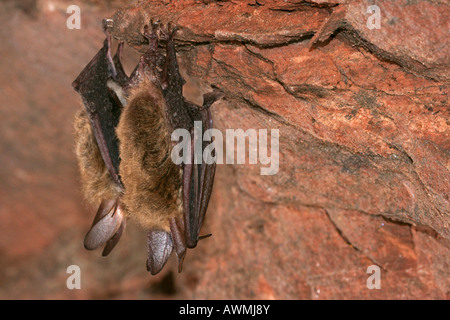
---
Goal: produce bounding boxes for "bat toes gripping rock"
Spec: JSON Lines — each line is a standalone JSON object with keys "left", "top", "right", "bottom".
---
{"left": 143, "top": 19, "right": 160, "bottom": 41}
{"left": 158, "top": 22, "right": 179, "bottom": 43}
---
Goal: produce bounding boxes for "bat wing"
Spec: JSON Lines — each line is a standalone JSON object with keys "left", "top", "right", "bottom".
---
{"left": 154, "top": 24, "right": 224, "bottom": 272}
{"left": 168, "top": 105, "right": 216, "bottom": 273}
{"left": 74, "top": 28, "right": 129, "bottom": 256}
{"left": 72, "top": 35, "right": 124, "bottom": 189}
{"left": 183, "top": 93, "right": 223, "bottom": 249}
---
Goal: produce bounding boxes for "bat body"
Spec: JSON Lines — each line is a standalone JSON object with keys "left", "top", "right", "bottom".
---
{"left": 73, "top": 21, "right": 223, "bottom": 274}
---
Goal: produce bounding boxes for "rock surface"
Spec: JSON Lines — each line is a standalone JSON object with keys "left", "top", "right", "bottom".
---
{"left": 0, "top": 0, "right": 448, "bottom": 299}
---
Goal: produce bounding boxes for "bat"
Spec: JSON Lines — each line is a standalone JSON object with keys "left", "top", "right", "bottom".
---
{"left": 72, "top": 19, "right": 223, "bottom": 275}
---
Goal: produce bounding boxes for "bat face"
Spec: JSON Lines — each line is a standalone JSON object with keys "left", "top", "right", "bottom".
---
{"left": 73, "top": 20, "right": 223, "bottom": 275}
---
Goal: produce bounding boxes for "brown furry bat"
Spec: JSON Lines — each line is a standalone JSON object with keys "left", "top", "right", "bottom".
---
{"left": 72, "top": 20, "right": 223, "bottom": 274}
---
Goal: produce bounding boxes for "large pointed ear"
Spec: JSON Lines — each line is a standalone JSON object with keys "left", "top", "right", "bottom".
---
{"left": 84, "top": 199, "right": 124, "bottom": 251}
{"left": 146, "top": 229, "right": 174, "bottom": 275}
{"left": 102, "top": 219, "right": 126, "bottom": 256}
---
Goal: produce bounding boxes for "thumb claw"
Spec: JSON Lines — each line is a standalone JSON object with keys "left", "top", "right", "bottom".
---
{"left": 202, "top": 91, "right": 225, "bottom": 109}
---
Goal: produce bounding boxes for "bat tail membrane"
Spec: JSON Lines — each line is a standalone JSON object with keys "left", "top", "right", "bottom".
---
{"left": 84, "top": 198, "right": 125, "bottom": 254}
{"left": 146, "top": 229, "right": 174, "bottom": 275}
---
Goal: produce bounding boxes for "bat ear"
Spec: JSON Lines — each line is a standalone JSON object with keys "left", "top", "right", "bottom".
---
{"left": 102, "top": 219, "right": 126, "bottom": 256}
{"left": 84, "top": 199, "right": 124, "bottom": 251}
{"left": 146, "top": 229, "right": 174, "bottom": 275}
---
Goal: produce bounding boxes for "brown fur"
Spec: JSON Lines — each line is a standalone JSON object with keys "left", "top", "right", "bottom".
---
{"left": 116, "top": 80, "right": 183, "bottom": 232}
{"left": 73, "top": 109, "right": 122, "bottom": 206}
{"left": 74, "top": 79, "right": 183, "bottom": 232}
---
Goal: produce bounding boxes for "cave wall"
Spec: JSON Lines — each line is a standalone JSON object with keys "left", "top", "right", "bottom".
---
{"left": 0, "top": 0, "right": 448, "bottom": 299}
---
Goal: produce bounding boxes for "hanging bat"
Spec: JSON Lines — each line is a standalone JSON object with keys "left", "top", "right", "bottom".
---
{"left": 72, "top": 19, "right": 223, "bottom": 275}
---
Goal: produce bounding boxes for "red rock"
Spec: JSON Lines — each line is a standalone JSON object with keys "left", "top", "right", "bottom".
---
{"left": 0, "top": 0, "right": 448, "bottom": 300}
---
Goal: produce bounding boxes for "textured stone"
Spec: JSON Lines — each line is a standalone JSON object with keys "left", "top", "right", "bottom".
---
{"left": 110, "top": 0, "right": 449, "bottom": 299}
{"left": 0, "top": 0, "right": 448, "bottom": 300}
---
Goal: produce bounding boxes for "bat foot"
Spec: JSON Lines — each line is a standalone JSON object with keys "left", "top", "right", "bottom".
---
{"left": 142, "top": 21, "right": 159, "bottom": 55}
{"left": 159, "top": 22, "right": 179, "bottom": 43}
{"left": 143, "top": 19, "right": 160, "bottom": 42}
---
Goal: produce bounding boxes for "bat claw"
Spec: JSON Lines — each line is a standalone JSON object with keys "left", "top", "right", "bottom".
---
{"left": 198, "top": 91, "right": 225, "bottom": 111}
{"left": 143, "top": 24, "right": 157, "bottom": 42}
{"left": 141, "top": 21, "right": 162, "bottom": 70}
{"left": 151, "top": 19, "right": 160, "bottom": 30}
{"left": 199, "top": 233, "right": 212, "bottom": 240}
{"left": 144, "top": 19, "right": 162, "bottom": 41}
{"left": 168, "top": 23, "right": 180, "bottom": 39}
{"left": 102, "top": 19, "right": 114, "bottom": 34}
